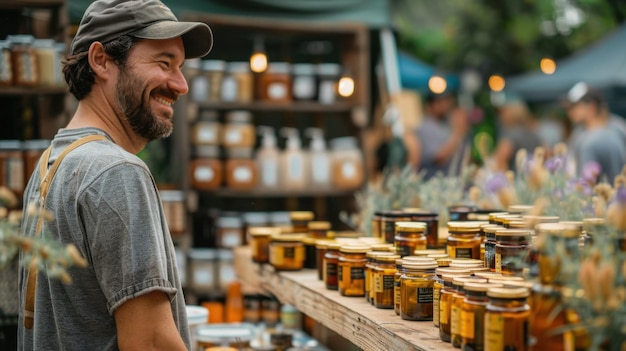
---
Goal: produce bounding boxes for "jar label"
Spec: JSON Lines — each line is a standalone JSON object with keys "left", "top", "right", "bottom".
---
{"left": 194, "top": 166, "right": 215, "bottom": 182}
{"left": 440, "top": 297, "right": 449, "bottom": 324}
{"left": 383, "top": 274, "right": 395, "bottom": 291}
{"left": 267, "top": 82, "right": 288, "bottom": 100}
{"left": 225, "top": 129, "right": 243, "bottom": 145}
{"left": 485, "top": 313, "right": 504, "bottom": 351}
{"left": 495, "top": 253, "right": 502, "bottom": 273}
{"left": 451, "top": 304, "right": 460, "bottom": 335}
{"left": 233, "top": 166, "right": 253, "bottom": 182}
{"left": 221, "top": 230, "right": 242, "bottom": 247}
{"left": 197, "top": 127, "right": 217, "bottom": 143}
{"left": 341, "top": 162, "right": 357, "bottom": 179}
{"left": 293, "top": 76, "right": 315, "bottom": 99}
{"left": 193, "top": 267, "right": 214, "bottom": 287}
{"left": 327, "top": 263, "right": 338, "bottom": 280}
{"left": 350, "top": 267, "right": 365, "bottom": 280}
{"left": 455, "top": 247, "right": 473, "bottom": 259}
{"left": 417, "top": 287, "right": 433, "bottom": 304}
{"left": 461, "top": 309, "right": 476, "bottom": 339}
{"left": 221, "top": 76, "right": 238, "bottom": 101}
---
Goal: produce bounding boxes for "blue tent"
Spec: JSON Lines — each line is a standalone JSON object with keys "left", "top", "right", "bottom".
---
{"left": 397, "top": 51, "right": 460, "bottom": 92}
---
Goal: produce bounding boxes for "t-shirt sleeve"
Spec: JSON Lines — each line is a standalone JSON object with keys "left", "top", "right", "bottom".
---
{"left": 78, "top": 162, "right": 176, "bottom": 315}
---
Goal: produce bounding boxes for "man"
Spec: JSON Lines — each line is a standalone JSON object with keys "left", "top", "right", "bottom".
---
{"left": 17, "top": 1, "right": 212, "bottom": 350}
{"left": 566, "top": 82, "right": 626, "bottom": 182}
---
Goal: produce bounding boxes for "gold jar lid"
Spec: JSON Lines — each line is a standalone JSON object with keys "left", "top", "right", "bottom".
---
{"left": 464, "top": 282, "right": 503, "bottom": 292}
{"left": 377, "top": 254, "right": 401, "bottom": 263}
{"left": 487, "top": 287, "right": 530, "bottom": 299}
{"left": 473, "top": 272, "right": 503, "bottom": 279}
{"left": 339, "top": 245, "right": 371, "bottom": 254}
{"left": 395, "top": 221, "right": 426, "bottom": 233}
{"left": 507, "top": 220, "right": 530, "bottom": 229}
{"left": 414, "top": 249, "right": 446, "bottom": 256}
{"left": 493, "top": 214, "right": 521, "bottom": 226}
{"left": 402, "top": 260, "right": 438, "bottom": 270}
{"left": 427, "top": 253, "right": 449, "bottom": 260}
{"left": 249, "top": 227, "right": 279, "bottom": 237}
{"left": 436, "top": 267, "right": 471, "bottom": 276}
{"left": 315, "top": 240, "right": 334, "bottom": 249}
{"left": 302, "top": 237, "right": 318, "bottom": 245}
{"left": 331, "top": 231, "right": 361, "bottom": 239}
{"left": 468, "top": 213, "right": 490, "bottom": 221}
{"left": 271, "top": 234, "right": 306, "bottom": 242}
{"left": 308, "top": 221, "right": 331, "bottom": 230}
{"left": 495, "top": 229, "right": 532, "bottom": 242}
{"left": 535, "top": 222, "right": 580, "bottom": 238}
{"left": 289, "top": 211, "right": 314, "bottom": 221}
{"left": 502, "top": 216, "right": 524, "bottom": 226}
{"left": 447, "top": 221, "right": 482, "bottom": 233}
{"left": 442, "top": 273, "right": 472, "bottom": 282}
{"left": 366, "top": 251, "right": 394, "bottom": 259}
{"left": 507, "top": 205, "right": 533, "bottom": 214}
{"left": 522, "top": 215, "right": 559, "bottom": 224}
{"left": 359, "top": 237, "right": 384, "bottom": 245}
{"left": 582, "top": 217, "right": 605, "bottom": 225}
{"left": 469, "top": 267, "right": 490, "bottom": 274}
{"left": 449, "top": 258, "right": 484, "bottom": 268}
{"left": 326, "top": 242, "right": 343, "bottom": 250}
{"left": 497, "top": 280, "right": 534, "bottom": 289}
{"left": 480, "top": 223, "right": 500, "bottom": 230}
{"left": 488, "top": 275, "right": 524, "bottom": 283}
{"left": 370, "top": 243, "right": 395, "bottom": 252}
{"left": 452, "top": 276, "right": 487, "bottom": 287}
{"left": 483, "top": 226, "right": 502, "bottom": 239}
{"left": 488, "top": 212, "right": 509, "bottom": 222}
{"left": 402, "top": 256, "right": 436, "bottom": 265}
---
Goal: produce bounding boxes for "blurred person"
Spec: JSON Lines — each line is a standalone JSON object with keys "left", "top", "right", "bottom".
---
{"left": 17, "top": 0, "right": 213, "bottom": 350}
{"left": 413, "top": 92, "right": 469, "bottom": 179}
{"left": 491, "top": 98, "right": 542, "bottom": 172}
{"left": 565, "top": 82, "right": 626, "bottom": 182}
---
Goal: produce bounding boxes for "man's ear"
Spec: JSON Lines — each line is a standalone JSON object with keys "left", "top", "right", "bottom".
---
{"left": 87, "top": 41, "right": 113, "bottom": 79}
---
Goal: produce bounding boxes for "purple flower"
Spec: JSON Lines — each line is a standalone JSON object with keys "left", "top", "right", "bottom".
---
{"left": 545, "top": 156, "right": 566, "bottom": 173}
{"left": 485, "top": 173, "right": 509, "bottom": 194}
{"left": 616, "top": 187, "right": 626, "bottom": 205}
{"left": 582, "top": 162, "right": 602, "bottom": 183}
{"left": 568, "top": 178, "right": 593, "bottom": 196}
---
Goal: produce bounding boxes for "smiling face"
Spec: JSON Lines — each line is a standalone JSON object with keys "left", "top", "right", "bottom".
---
{"left": 115, "top": 37, "right": 188, "bottom": 141}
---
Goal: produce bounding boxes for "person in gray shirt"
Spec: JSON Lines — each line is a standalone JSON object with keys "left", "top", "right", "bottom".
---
{"left": 17, "top": 1, "right": 213, "bottom": 350}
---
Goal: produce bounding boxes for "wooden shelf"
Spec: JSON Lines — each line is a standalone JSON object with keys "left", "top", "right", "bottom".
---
{"left": 0, "top": 86, "right": 67, "bottom": 96}
{"left": 199, "top": 187, "right": 360, "bottom": 198}
{"left": 233, "top": 246, "right": 455, "bottom": 351}
{"left": 196, "top": 101, "right": 358, "bottom": 113}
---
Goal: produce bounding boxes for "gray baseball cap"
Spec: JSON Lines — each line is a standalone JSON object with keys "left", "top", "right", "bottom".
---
{"left": 70, "top": 0, "right": 213, "bottom": 59}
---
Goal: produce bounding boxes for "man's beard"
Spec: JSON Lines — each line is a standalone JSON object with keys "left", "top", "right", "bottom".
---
{"left": 116, "top": 66, "right": 175, "bottom": 141}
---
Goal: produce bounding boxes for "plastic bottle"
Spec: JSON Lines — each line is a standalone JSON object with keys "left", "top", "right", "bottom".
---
{"left": 280, "top": 127, "right": 308, "bottom": 191}
{"left": 256, "top": 126, "right": 280, "bottom": 190}
{"left": 305, "top": 128, "right": 331, "bottom": 190}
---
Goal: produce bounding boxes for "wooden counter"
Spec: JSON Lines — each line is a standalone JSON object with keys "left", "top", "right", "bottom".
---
{"left": 234, "top": 246, "right": 455, "bottom": 351}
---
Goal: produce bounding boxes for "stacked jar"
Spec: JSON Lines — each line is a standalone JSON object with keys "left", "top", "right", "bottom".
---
{"left": 223, "top": 111, "right": 257, "bottom": 190}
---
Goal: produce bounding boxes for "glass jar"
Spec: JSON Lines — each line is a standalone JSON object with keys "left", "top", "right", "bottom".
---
{"left": 249, "top": 227, "right": 277, "bottom": 264}
{"left": 535, "top": 223, "right": 581, "bottom": 285}
{"left": 448, "top": 205, "right": 478, "bottom": 221}
{"left": 381, "top": 210, "right": 412, "bottom": 244}
{"left": 289, "top": 211, "right": 314, "bottom": 233}
{"left": 22, "top": 139, "right": 50, "bottom": 182}
{"left": 33, "top": 39, "right": 61, "bottom": 86}
{"left": 225, "top": 148, "right": 258, "bottom": 190}
{"left": 324, "top": 242, "right": 342, "bottom": 290}
{"left": 223, "top": 111, "right": 256, "bottom": 149}
{"left": 483, "top": 226, "right": 500, "bottom": 272}
{"left": 447, "top": 221, "right": 482, "bottom": 259}
{"left": 292, "top": 63, "right": 317, "bottom": 101}
{"left": 302, "top": 237, "right": 317, "bottom": 269}
{"left": 330, "top": 137, "right": 364, "bottom": 190}
{"left": 399, "top": 259, "right": 438, "bottom": 321}
{"left": 222, "top": 61, "right": 253, "bottom": 103}
{"left": 495, "top": 229, "right": 532, "bottom": 275}
{"left": 434, "top": 268, "right": 470, "bottom": 328}
{"left": 439, "top": 273, "right": 471, "bottom": 342}
{"left": 216, "top": 215, "right": 244, "bottom": 248}
{"left": 373, "top": 254, "right": 400, "bottom": 309}
{"left": 317, "top": 63, "right": 341, "bottom": 104}
{"left": 460, "top": 282, "right": 503, "bottom": 351}
{"left": 404, "top": 210, "right": 440, "bottom": 249}
{"left": 485, "top": 287, "right": 531, "bottom": 351}
{"left": 159, "top": 190, "right": 186, "bottom": 236}
{"left": 315, "top": 240, "right": 332, "bottom": 281}
{"left": 365, "top": 251, "right": 385, "bottom": 303}
{"left": 190, "top": 59, "right": 209, "bottom": 103}
{"left": 0, "top": 140, "right": 24, "bottom": 195}
{"left": 338, "top": 245, "right": 370, "bottom": 297}
{"left": 530, "top": 284, "right": 573, "bottom": 351}
{"left": 190, "top": 146, "right": 223, "bottom": 190}
{"left": 269, "top": 234, "right": 305, "bottom": 271}
{"left": 260, "top": 62, "right": 292, "bottom": 102}
{"left": 308, "top": 221, "right": 331, "bottom": 239}
{"left": 9, "top": 34, "right": 38, "bottom": 87}
{"left": 394, "top": 221, "right": 427, "bottom": 257}
{"left": 372, "top": 211, "right": 384, "bottom": 240}
{"left": 191, "top": 110, "right": 221, "bottom": 146}
{"left": 451, "top": 277, "right": 488, "bottom": 348}
{"left": 204, "top": 60, "right": 226, "bottom": 102}
{"left": 0, "top": 40, "right": 12, "bottom": 86}
{"left": 188, "top": 248, "right": 217, "bottom": 291}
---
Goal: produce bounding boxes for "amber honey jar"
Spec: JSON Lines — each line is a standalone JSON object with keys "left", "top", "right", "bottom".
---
{"left": 439, "top": 273, "right": 471, "bottom": 342}
{"left": 381, "top": 210, "right": 411, "bottom": 244}
{"left": 190, "top": 145, "right": 223, "bottom": 191}
{"left": 225, "top": 148, "right": 258, "bottom": 190}
{"left": 447, "top": 222, "right": 482, "bottom": 260}
{"left": 302, "top": 236, "right": 318, "bottom": 269}
{"left": 460, "top": 282, "right": 503, "bottom": 351}
{"left": 395, "top": 221, "right": 427, "bottom": 257}
{"left": 338, "top": 245, "right": 370, "bottom": 297}
{"left": 249, "top": 227, "right": 278, "bottom": 264}
{"left": 373, "top": 254, "right": 400, "bottom": 309}
{"left": 535, "top": 222, "right": 581, "bottom": 285}
{"left": 448, "top": 205, "right": 478, "bottom": 221}
{"left": 404, "top": 209, "right": 440, "bottom": 248}
{"left": 315, "top": 240, "right": 332, "bottom": 280}
{"left": 495, "top": 229, "right": 532, "bottom": 275}
{"left": 372, "top": 211, "right": 384, "bottom": 240}
{"left": 530, "top": 284, "right": 574, "bottom": 351}
{"left": 308, "top": 221, "right": 331, "bottom": 239}
{"left": 365, "top": 251, "right": 392, "bottom": 304}
{"left": 399, "top": 258, "right": 438, "bottom": 321}
{"left": 484, "top": 287, "right": 531, "bottom": 351}
{"left": 483, "top": 226, "right": 500, "bottom": 272}
{"left": 269, "top": 234, "right": 305, "bottom": 271}
{"left": 323, "top": 242, "right": 342, "bottom": 290}
{"left": 450, "top": 277, "right": 488, "bottom": 348}
{"left": 433, "top": 268, "right": 470, "bottom": 328}
{"left": 290, "top": 211, "right": 314, "bottom": 233}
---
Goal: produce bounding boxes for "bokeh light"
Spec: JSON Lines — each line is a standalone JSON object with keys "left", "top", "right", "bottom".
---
{"left": 250, "top": 52, "right": 268, "bottom": 73}
{"left": 428, "top": 75, "right": 447, "bottom": 94}
{"left": 338, "top": 76, "right": 355, "bottom": 97}
{"left": 488, "top": 75, "right": 506, "bottom": 92}
{"left": 540, "top": 57, "right": 556, "bottom": 75}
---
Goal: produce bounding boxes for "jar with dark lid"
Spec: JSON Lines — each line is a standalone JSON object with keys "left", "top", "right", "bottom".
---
{"left": 324, "top": 242, "right": 342, "bottom": 290}
{"left": 203, "top": 60, "right": 227, "bottom": 102}
{"left": 535, "top": 223, "right": 580, "bottom": 285}
{"left": 308, "top": 220, "right": 330, "bottom": 238}
{"left": 433, "top": 268, "right": 470, "bottom": 328}
{"left": 485, "top": 287, "right": 531, "bottom": 351}
{"left": 269, "top": 234, "right": 305, "bottom": 271}
{"left": 191, "top": 110, "right": 221, "bottom": 146}
{"left": 372, "top": 254, "right": 400, "bottom": 309}
{"left": 460, "top": 282, "right": 504, "bottom": 351}
{"left": 292, "top": 63, "right": 317, "bottom": 101}
{"left": 225, "top": 148, "right": 258, "bottom": 190}
{"left": 495, "top": 229, "right": 532, "bottom": 275}
{"left": 22, "top": 139, "right": 50, "bottom": 182}
{"left": 0, "top": 40, "right": 12, "bottom": 86}
{"left": 448, "top": 205, "right": 478, "bottom": 221}
{"left": 8, "top": 34, "right": 38, "bottom": 86}
{"left": 249, "top": 227, "right": 278, "bottom": 264}
{"left": 223, "top": 111, "right": 255, "bottom": 149}
{"left": 338, "top": 245, "right": 370, "bottom": 297}
{"left": 317, "top": 63, "right": 341, "bottom": 104}
{"left": 394, "top": 221, "right": 427, "bottom": 257}
{"left": 290, "top": 211, "right": 314, "bottom": 233}
{"left": 400, "top": 259, "right": 438, "bottom": 321}
{"left": 447, "top": 221, "right": 482, "bottom": 260}
{"left": 483, "top": 226, "right": 500, "bottom": 272}
{"left": 260, "top": 62, "right": 292, "bottom": 102}
{"left": 190, "top": 145, "right": 223, "bottom": 190}
{"left": 216, "top": 216, "right": 244, "bottom": 248}
{"left": 381, "top": 210, "right": 411, "bottom": 244}
{"left": 302, "top": 237, "right": 318, "bottom": 269}
{"left": 159, "top": 190, "right": 186, "bottom": 235}
{"left": 450, "top": 277, "right": 488, "bottom": 347}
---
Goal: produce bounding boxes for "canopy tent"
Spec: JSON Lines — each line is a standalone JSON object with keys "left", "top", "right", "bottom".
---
{"left": 396, "top": 51, "right": 460, "bottom": 93}
{"left": 506, "top": 24, "right": 626, "bottom": 103}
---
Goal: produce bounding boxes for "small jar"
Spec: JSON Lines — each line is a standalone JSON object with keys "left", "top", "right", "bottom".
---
{"left": 159, "top": 190, "right": 186, "bottom": 235}
{"left": 0, "top": 40, "right": 13, "bottom": 86}
{"left": 324, "top": 242, "right": 342, "bottom": 290}
{"left": 223, "top": 111, "right": 256, "bottom": 148}
{"left": 450, "top": 277, "right": 488, "bottom": 348}
{"left": 338, "top": 245, "right": 370, "bottom": 297}
{"left": 243, "top": 294, "right": 262, "bottom": 324}
{"left": 372, "top": 254, "right": 399, "bottom": 308}
{"left": 394, "top": 221, "right": 427, "bottom": 257}
{"left": 191, "top": 110, "right": 221, "bottom": 146}
{"left": 292, "top": 63, "right": 317, "bottom": 101}
{"left": 448, "top": 205, "right": 477, "bottom": 222}
{"left": 9, "top": 34, "right": 38, "bottom": 87}
{"left": 0, "top": 140, "right": 24, "bottom": 195}
{"left": 447, "top": 221, "right": 482, "bottom": 260}
{"left": 485, "top": 287, "right": 531, "bottom": 351}
{"left": 530, "top": 283, "right": 574, "bottom": 351}
{"left": 535, "top": 223, "right": 581, "bottom": 285}
{"left": 380, "top": 210, "right": 412, "bottom": 244}
{"left": 225, "top": 148, "right": 258, "bottom": 190}
{"left": 308, "top": 221, "right": 331, "bottom": 239}
{"left": 222, "top": 61, "right": 253, "bottom": 103}
{"left": 33, "top": 39, "right": 60, "bottom": 86}
{"left": 203, "top": 60, "right": 227, "bottom": 102}
{"left": 249, "top": 227, "right": 277, "bottom": 264}
{"left": 216, "top": 216, "right": 244, "bottom": 248}
{"left": 190, "top": 59, "right": 209, "bottom": 103}
{"left": 433, "top": 268, "right": 470, "bottom": 328}
{"left": 495, "top": 229, "right": 532, "bottom": 275}
{"left": 302, "top": 236, "right": 317, "bottom": 269}
{"left": 460, "top": 282, "right": 504, "bottom": 351}
{"left": 317, "top": 63, "right": 341, "bottom": 104}
{"left": 404, "top": 210, "right": 440, "bottom": 249}
{"left": 190, "top": 146, "right": 223, "bottom": 190}
{"left": 400, "top": 259, "right": 438, "bottom": 321}
{"left": 372, "top": 211, "right": 384, "bottom": 240}
{"left": 22, "top": 139, "right": 50, "bottom": 182}
{"left": 315, "top": 240, "right": 332, "bottom": 281}
{"left": 330, "top": 137, "right": 364, "bottom": 190}
{"left": 260, "top": 62, "right": 292, "bottom": 102}
{"left": 365, "top": 251, "right": 383, "bottom": 303}
{"left": 269, "top": 234, "right": 305, "bottom": 271}
{"left": 188, "top": 248, "right": 217, "bottom": 291}
{"left": 439, "top": 273, "right": 472, "bottom": 342}
{"left": 483, "top": 226, "right": 500, "bottom": 272}
{"left": 289, "top": 211, "right": 315, "bottom": 233}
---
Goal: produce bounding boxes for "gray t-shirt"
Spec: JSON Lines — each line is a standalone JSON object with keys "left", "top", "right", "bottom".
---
{"left": 578, "top": 126, "right": 626, "bottom": 182}
{"left": 17, "top": 128, "right": 190, "bottom": 350}
{"left": 415, "top": 115, "right": 466, "bottom": 179}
